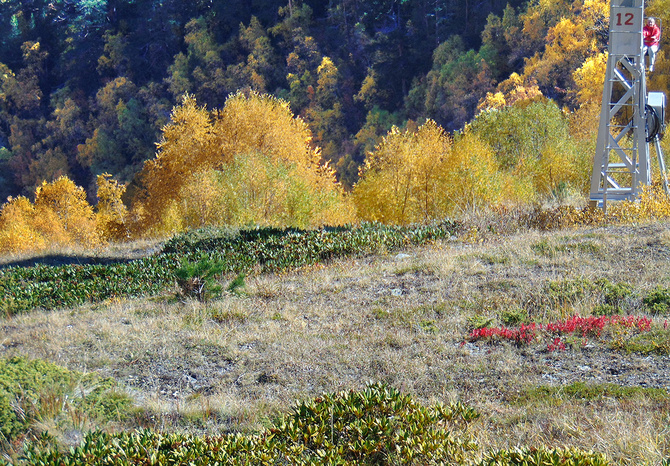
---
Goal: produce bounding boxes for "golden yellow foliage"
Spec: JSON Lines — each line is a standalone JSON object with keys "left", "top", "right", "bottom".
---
{"left": 316, "top": 57, "right": 338, "bottom": 103}
{"left": 524, "top": 18, "right": 596, "bottom": 86}
{"left": 132, "top": 91, "right": 354, "bottom": 236}
{"left": 572, "top": 52, "right": 607, "bottom": 106}
{"left": 96, "top": 173, "right": 129, "bottom": 241}
{"left": 180, "top": 152, "right": 353, "bottom": 229}
{"left": 532, "top": 141, "right": 588, "bottom": 197}
{"left": 0, "top": 196, "right": 48, "bottom": 254}
{"left": 177, "top": 170, "right": 227, "bottom": 230}
{"left": 609, "top": 184, "right": 670, "bottom": 222}
{"left": 568, "top": 101, "right": 600, "bottom": 143}
{"left": 355, "top": 121, "right": 534, "bottom": 223}
{"left": 478, "top": 91, "right": 507, "bottom": 112}
{"left": 354, "top": 68, "right": 384, "bottom": 109}
{"left": 478, "top": 73, "right": 544, "bottom": 112}
{"left": 354, "top": 120, "right": 452, "bottom": 224}
{"left": 34, "top": 177, "right": 99, "bottom": 248}
{"left": 214, "top": 92, "right": 355, "bottom": 228}
{"left": 582, "top": 0, "right": 609, "bottom": 18}
{"left": 216, "top": 91, "right": 321, "bottom": 172}
{"left": 520, "top": 10, "right": 544, "bottom": 46}
{"left": 444, "top": 132, "right": 506, "bottom": 214}
{"left": 512, "top": 0, "right": 609, "bottom": 107}
{"left": 0, "top": 176, "right": 100, "bottom": 254}
{"left": 134, "top": 94, "right": 218, "bottom": 235}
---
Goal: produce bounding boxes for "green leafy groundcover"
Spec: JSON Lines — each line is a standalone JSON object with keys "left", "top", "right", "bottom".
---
{"left": 7, "top": 382, "right": 610, "bottom": 466}
{"left": 0, "top": 357, "right": 132, "bottom": 442}
{"left": 0, "top": 221, "right": 459, "bottom": 315}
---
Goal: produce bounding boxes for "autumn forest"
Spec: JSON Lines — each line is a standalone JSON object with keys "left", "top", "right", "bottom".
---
{"left": 1, "top": 0, "right": 670, "bottom": 252}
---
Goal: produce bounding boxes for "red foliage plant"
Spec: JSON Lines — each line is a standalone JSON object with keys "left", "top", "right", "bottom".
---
{"left": 467, "top": 315, "right": 653, "bottom": 351}
{"left": 469, "top": 323, "right": 537, "bottom": 345}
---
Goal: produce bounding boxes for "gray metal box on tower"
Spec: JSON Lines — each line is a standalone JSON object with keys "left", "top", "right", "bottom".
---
{"left": 648, "top": 92, "right": 666, "bottom": 127}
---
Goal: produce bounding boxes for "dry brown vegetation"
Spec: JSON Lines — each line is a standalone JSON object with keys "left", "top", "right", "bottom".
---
{"left": 2, "top": 221, "right": 670, "bottom": 464}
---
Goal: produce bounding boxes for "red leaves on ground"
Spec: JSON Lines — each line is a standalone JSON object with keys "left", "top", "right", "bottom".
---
{"left": 468, "top": 315, "right": 653, "bottom": 350}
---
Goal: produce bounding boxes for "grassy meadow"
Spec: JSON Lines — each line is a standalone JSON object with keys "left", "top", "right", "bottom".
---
{"left": 1, "top": 215, "right": 670, "bottom": 464}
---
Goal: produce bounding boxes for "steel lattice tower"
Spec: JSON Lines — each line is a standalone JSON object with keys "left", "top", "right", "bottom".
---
{"left": 590, "top": 0, "right": 650, "bottom": 206}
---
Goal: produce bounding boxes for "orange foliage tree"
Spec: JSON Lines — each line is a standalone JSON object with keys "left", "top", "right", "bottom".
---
{"left": 0, "top": 196, "right": 48, "bottom": 254}
{"left": 131, "top": 94, "right": 219, "bottom": 234}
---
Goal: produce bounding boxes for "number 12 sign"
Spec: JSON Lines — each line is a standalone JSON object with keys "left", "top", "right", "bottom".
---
{"left": 614, "top": 11, "right": 636, "bottom": 27}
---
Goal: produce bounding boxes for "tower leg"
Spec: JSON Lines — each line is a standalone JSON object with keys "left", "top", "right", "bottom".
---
{"left": 654, "top": 137, "right": 670, "bottom": 197}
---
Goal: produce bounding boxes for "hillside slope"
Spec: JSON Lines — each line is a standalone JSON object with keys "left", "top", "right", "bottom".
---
{"left": 1, "top": 222, "right": 670, "bottom": 463}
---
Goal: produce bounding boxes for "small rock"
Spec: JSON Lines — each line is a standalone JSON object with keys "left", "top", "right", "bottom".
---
{"left": 391, "top": 288, "right": 403, "bottom": 296}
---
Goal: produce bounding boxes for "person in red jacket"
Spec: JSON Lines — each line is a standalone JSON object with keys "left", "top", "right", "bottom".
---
{"left": 643, "top": 17, "right": 661, "bottom": 72}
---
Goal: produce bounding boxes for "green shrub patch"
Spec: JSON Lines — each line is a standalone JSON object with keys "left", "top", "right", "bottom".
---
{"left": 643, "top": 287, "right": 670, "bottom": 315}
{"left": 478, "top": 446, "right": 610, "bottom": 466}
{"left": 0, "top": 221, "right": 460, "bottom": 315}
{"left": 0, "top": 357, "right": 132, "bottom": 442}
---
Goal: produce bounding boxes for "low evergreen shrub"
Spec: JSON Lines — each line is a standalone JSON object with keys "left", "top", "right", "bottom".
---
{"left": 643, "top": 287, "right": 670, "bottom": 315}
{"left": 0, "top": 357, "right": 132, "bottom": 442}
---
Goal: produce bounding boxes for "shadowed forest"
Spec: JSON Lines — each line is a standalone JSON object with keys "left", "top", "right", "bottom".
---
{"left": 1, "top": 0, "right": 670, "bottom": 253}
